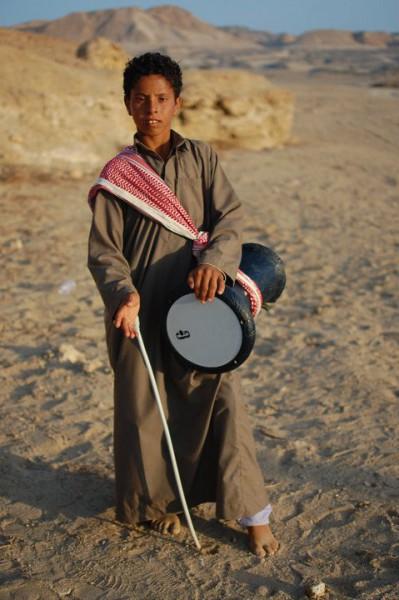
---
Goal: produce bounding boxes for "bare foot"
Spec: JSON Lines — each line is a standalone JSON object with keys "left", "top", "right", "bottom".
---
{"left": 149, "top": 513, "right": 181, "bottom": 536}
{"left": 247, "top": 524, "right": 279, "bottom": 558}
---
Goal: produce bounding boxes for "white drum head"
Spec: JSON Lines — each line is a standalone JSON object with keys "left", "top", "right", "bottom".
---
{"left": 166, "top": 294, "right": 243, "bottom": 369}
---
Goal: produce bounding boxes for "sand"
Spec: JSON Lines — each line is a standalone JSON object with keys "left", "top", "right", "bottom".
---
{"left": 0, "top": 72, "right": 398, "bottom": 599}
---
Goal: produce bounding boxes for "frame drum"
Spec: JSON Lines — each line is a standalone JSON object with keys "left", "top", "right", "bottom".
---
{"left": 165, "top": 243, "right": 286, "bottom": 373}
{"left": 166, "top": 284, "right": 255, "bottom": 373}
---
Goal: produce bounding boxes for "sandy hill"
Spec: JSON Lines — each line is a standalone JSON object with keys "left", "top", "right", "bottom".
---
{"left": 14, "top": 5, "right": 259, "bottom": 54}
{"left": 292, "top": 28, "right": 398, "bottom": 48}
{"left": 354, "top": 30, "right": 395, "bottom": 47}
{"left": 0, "top": 26, "right": 85, "bottom": 67}
{"left": 293, "top": 29, "right": 363, "bottom": 48}
{"left": 220, "top": 25, "right": 279, "bottom": 46}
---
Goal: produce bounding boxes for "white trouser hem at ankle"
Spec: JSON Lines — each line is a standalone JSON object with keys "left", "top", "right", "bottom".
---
{"left": 237, "top": 503, "right": 272, "bottom": 527}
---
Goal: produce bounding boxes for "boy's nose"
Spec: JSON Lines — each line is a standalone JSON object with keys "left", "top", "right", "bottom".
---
{"left": 146, "top": 98, "right": 158, "bottom": 113}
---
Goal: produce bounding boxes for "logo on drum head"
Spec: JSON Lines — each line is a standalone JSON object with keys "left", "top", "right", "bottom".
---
{"left": 176, "top": 330, "right": 190, "bottom": 340}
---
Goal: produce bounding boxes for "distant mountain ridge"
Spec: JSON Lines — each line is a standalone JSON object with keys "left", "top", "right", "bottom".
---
{"left": 221, "top": 25, "right": 398, "bottom": 48}
{"left": 14, "top": 5, "right": 398, "bottom": 53}
{"left": 14, "top": 5, "right": 259, "bottom": 54}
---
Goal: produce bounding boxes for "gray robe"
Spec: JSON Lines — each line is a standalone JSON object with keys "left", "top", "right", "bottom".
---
{"left": 88, "top": 130, "right": 267, "bottom": 523}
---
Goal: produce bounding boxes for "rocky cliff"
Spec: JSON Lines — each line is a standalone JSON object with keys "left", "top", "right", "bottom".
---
{"left": 0, "top": 29, "right": 294, "bottom": 176}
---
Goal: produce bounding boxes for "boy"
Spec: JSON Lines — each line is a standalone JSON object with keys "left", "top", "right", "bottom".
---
{"left": 88, "top": 53, "right": 278, "bottom": 557}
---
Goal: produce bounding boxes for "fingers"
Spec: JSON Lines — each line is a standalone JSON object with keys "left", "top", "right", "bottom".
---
{"left": 206, "top": 272, "right": 219, "bottom": 302}
{"left": 187, "top": 266, "right": 225, "bottom": 303}
{"left": 199, "top": 269, "right": 212, "bottom": 302}
{"left": 188, "top": 268, "right": 204, "bottom": 300}
{"left": 130, "top": 317, "right": 139, "bottom": 338}
{"left": 217, "top": 277, "right": 226, "bottom": 296}
{"left": 121, "top": 317, "right": 136, "bottom": 339}
{"left": 113, "top": 292, "right": 140, "bottom": 337}
{"left": 205, "top": 271, "right": 225, "bottom": 302}
{"left": 187, "top": 271, "right": 195, "bottom": 290}
{"left": 114, "top": 307, "right": 123, "bottom": 329}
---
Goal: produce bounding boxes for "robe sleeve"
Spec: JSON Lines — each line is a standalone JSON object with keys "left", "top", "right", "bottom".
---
{"left": 198, "top": 145, "right": 244, "bottom": 283}
{"left": 87, "top": 190, "right": 136, "bottom": 318}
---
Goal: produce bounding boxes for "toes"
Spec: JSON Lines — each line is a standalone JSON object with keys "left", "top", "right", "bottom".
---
{"left": 150, "top": 519, "right": 166, "bottom": 533}
{"left": 160, "top": 521, "right": 169, "bottom": 534}
{"left": 268, "top": 539, "right": 280, "bottom": 555}
{"left": 149, "top": 515, "right": 181, "bottom": 536}
{"left": 248, "top": 530, "right": 280, "bottom": 558}
{"left": 251, "top": 542, "right": 266, "bottom": 558}
{"left": 170, "top": 518, "right": 181, "bottom": 536}
{"left": 149, "top": 519, "right": 161, "bottom": 533}
{"left": 259, "top": 538, "right": 279, "bottom": 557}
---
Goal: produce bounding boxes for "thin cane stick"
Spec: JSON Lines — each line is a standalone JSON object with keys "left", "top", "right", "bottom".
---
{"left": 134, "top": 317, "right": 202, "bottom": 551}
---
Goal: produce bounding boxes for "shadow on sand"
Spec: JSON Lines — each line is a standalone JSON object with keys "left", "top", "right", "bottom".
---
{"left": 0, "top": 447, "right": 114, "bottom": 521}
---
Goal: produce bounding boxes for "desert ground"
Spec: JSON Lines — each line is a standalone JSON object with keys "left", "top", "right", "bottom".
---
{"left": 0, "top": 68, "right": 398, "bottom": 599}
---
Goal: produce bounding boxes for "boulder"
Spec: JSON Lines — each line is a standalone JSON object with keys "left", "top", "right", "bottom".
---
{"left": 176, "top": 69, "right": 294, "bottom": 150}
{"left": 76, "top": 37, "right": 129, "bottom": 70}
{"left": 0, "top": 28, "right": 131, "bottom": 174}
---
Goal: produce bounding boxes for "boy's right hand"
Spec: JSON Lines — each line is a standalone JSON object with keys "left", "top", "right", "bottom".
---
{"left": 113, "top": 292, "right": 140, "bottom": 338}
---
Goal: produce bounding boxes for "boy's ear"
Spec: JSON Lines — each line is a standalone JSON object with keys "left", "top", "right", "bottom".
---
{"left": 174, "top": 96, "right": 182, "bottom": 113}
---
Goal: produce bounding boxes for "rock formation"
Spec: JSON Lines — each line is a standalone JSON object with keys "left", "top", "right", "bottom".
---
{"left": 0, "top": 29, "right": 294, "bottom": 175}
{"left": 0, "top": 28, "right": 129, "bottom": 175}
{"left": 76, "top": 37, "right": 129, "bottom": 71}
{"left": 177, "top": 70, "right": 294, "bottom": 150}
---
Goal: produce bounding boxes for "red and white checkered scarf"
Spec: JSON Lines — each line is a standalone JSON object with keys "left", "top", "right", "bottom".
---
{"left": 88, "top": 146, "right": 262, "bottom": 316}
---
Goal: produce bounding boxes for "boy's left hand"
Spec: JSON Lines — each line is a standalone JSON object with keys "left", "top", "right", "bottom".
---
{"left": 187, "top": 264, "right": 226, "bottom": 303}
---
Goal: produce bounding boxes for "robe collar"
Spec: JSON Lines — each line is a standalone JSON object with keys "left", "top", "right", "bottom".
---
{"left": 133, "top": 129, "right": 188, "bottom": 161}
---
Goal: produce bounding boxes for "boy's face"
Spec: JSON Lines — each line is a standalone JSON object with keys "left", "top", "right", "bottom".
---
{"left": 125, "top": 74, "right": 181, "bottom": 141}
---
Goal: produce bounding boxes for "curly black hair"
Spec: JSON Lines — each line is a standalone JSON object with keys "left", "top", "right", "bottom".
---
{"left": 123, "top": 52, "right": 183, "bottom": 99}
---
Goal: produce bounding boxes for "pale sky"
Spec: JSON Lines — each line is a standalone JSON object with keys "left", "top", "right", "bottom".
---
{"left": 1, "top": 0, "right": 398, "bottom": 34}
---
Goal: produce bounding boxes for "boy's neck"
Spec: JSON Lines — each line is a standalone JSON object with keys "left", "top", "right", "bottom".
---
{"left": 136, "top": 132, "right": 172, "bottom": 161}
